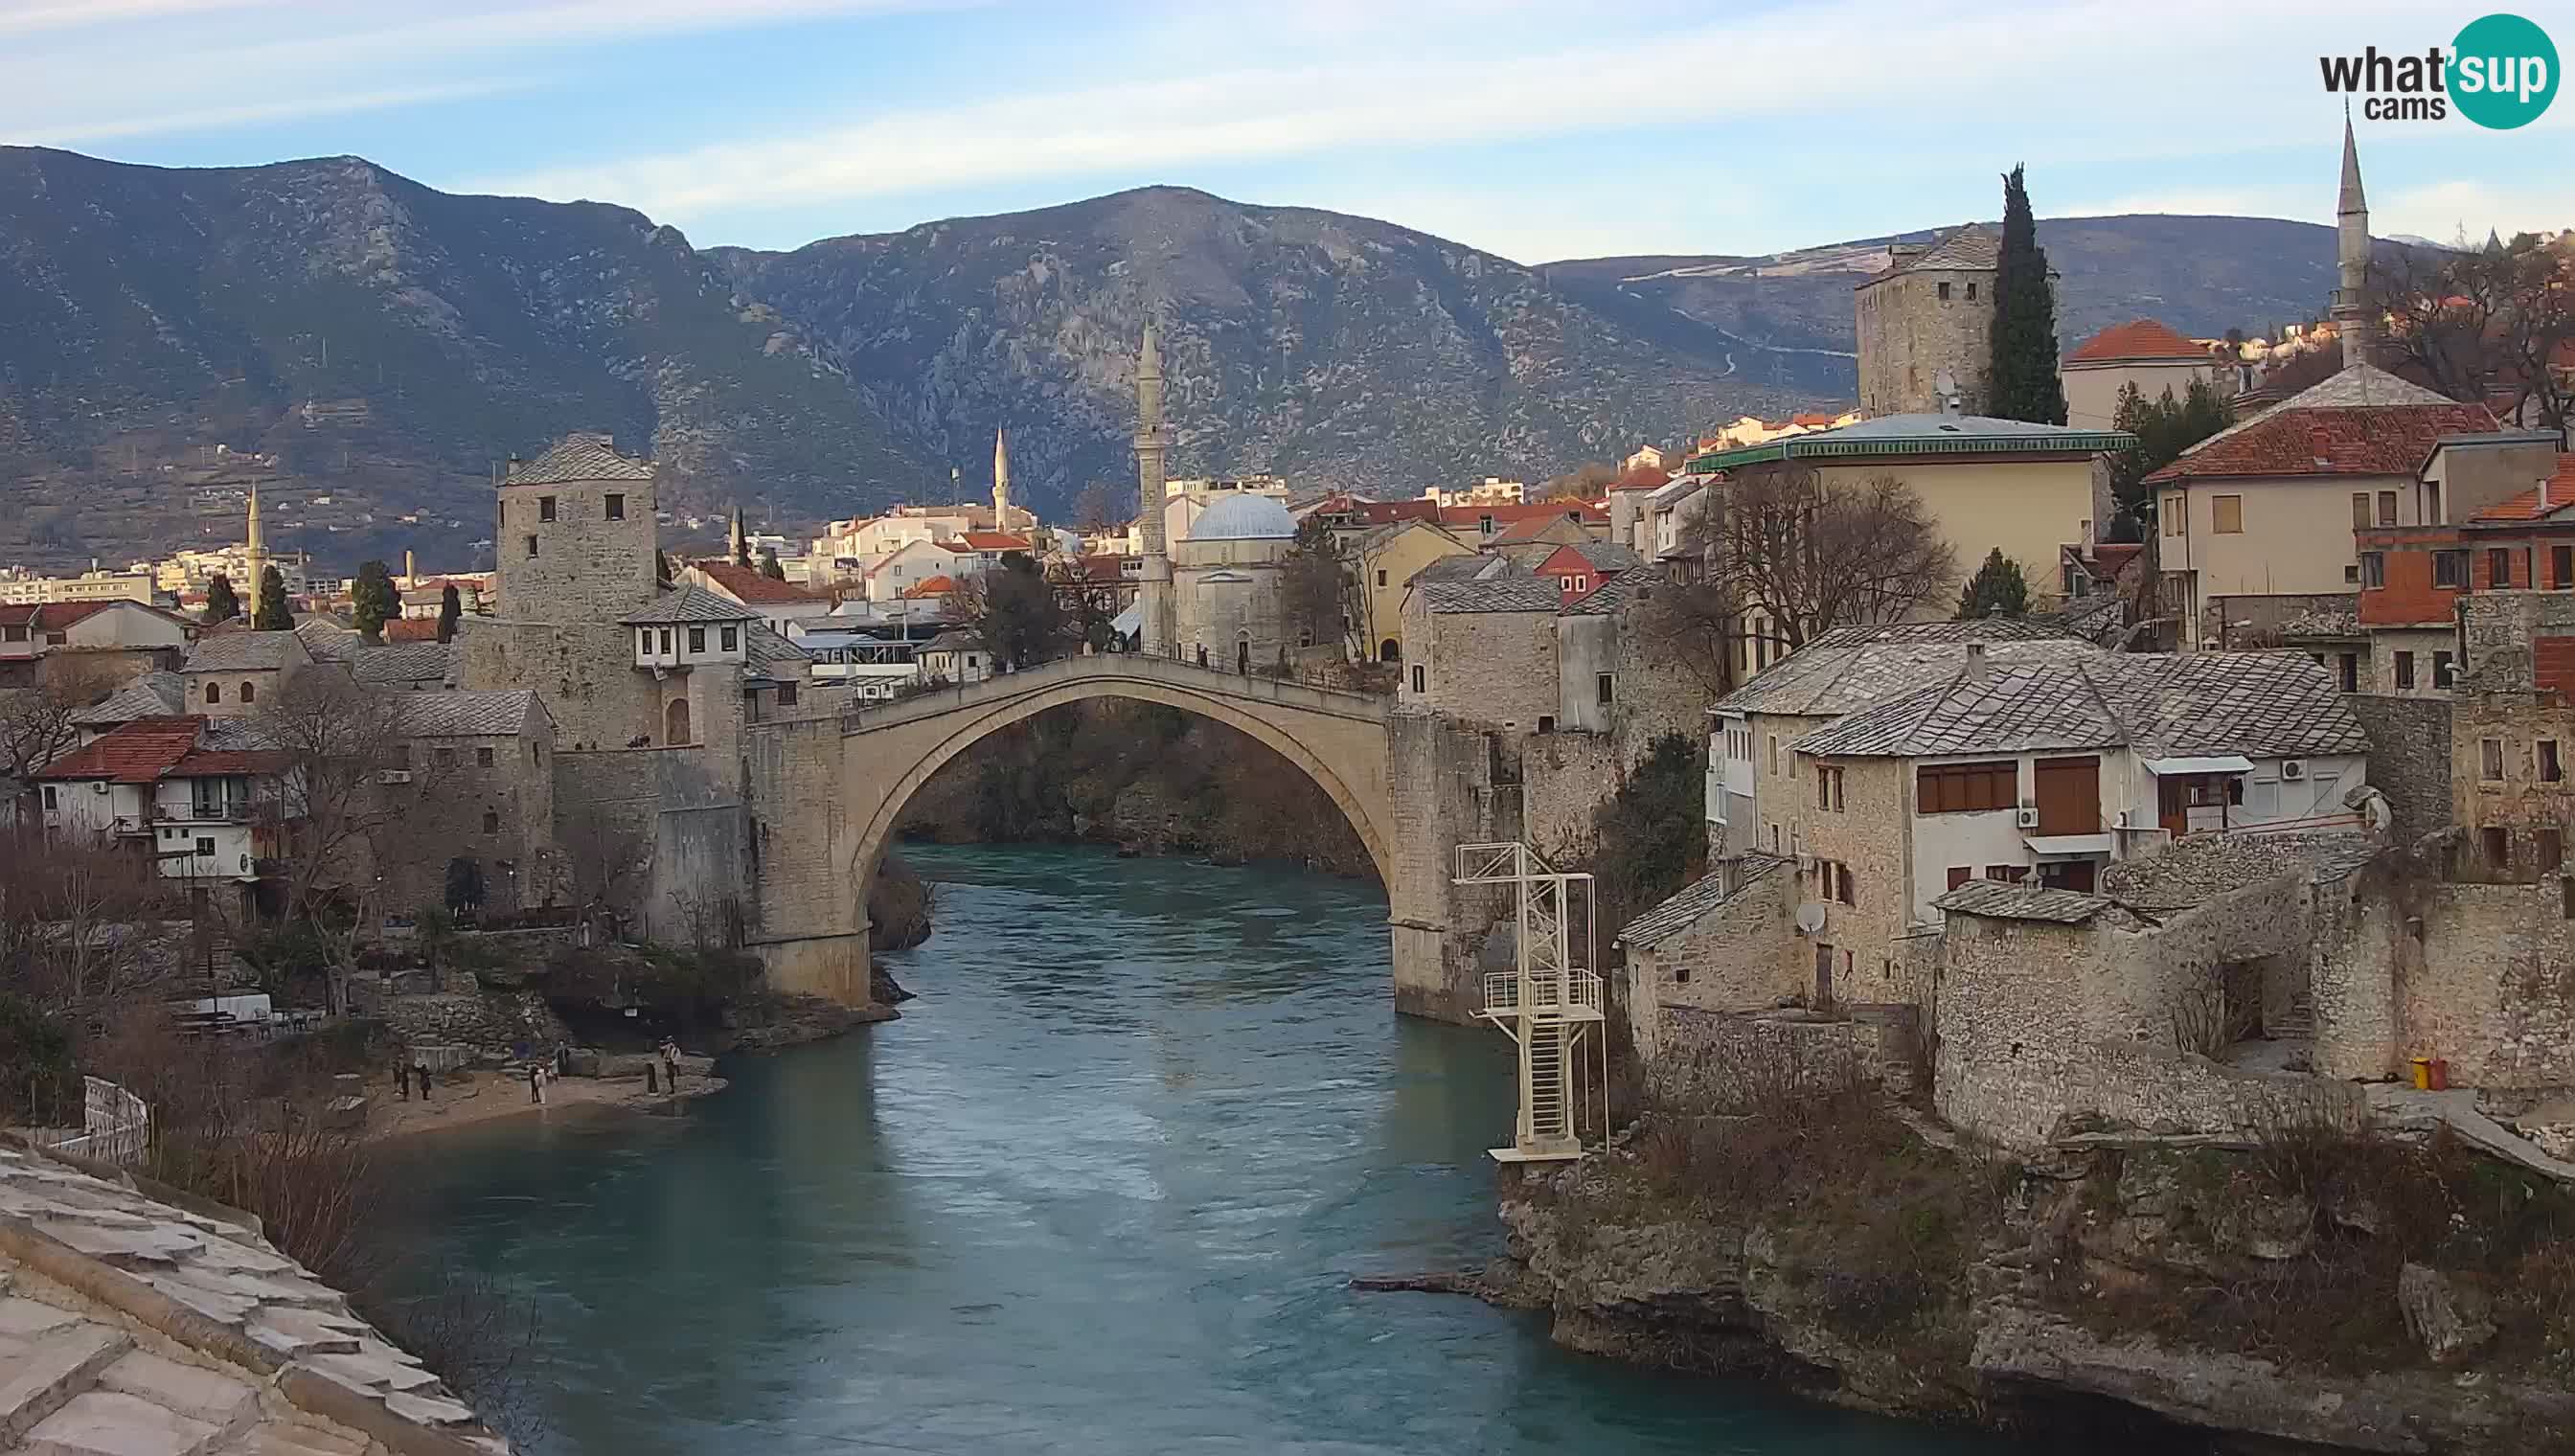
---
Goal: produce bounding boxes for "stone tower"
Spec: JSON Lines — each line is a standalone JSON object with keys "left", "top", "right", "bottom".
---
{"left": 727, "top": 502, "right": 748, "bottom": 564}
{"left": 991, "top": 427, "right": 1014, "bottom": 526}
{"left": 1134, "top": 323, "right": 1175, "bottom": 655}
{"left": 242, "top": 482, "right": 267, "bottom": 621}
{"left": 493, "top": 432, "right": 658, "bottom": 624}
{"left": 2331, "top": 116, "right": 2375, "bottom": 369}
{"left": 1853, "top": 228, "right": 2001, "bottom": 417}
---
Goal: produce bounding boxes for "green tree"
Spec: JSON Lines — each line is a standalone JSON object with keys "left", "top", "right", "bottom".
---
{"left": 1591, "top": 734, "right": 1709, "bottom": 943}
{"left": 2107, "top": 378, "right": 2234, "bottom": 536}
{"left": 252, "top": 565, "right": 291, "bottom": 630}
{"left": 435, "top": 583, "right": 462, "bottom": 643}
{"left": 759, "top": 548, "right": 786, "bottom": 581}
{"left": 203, "top": 573, "right": 239, "bottom": 625}
{"left": 352, "top": 559, "right": 398, "bottom": 641}
{"left": 1279, "top": 515, "right": 1352, "bottom": 655}
{"left": 1988, "top": 165, "right": 2068, "bottom": 424}
{"left": 1955, "top": 548, "right": 2031, "bottom": 619}
{"left": 444, "top": 856, "right": 487, "bottom": 917}
{"left": 954, "top": 555, "right": 1066, "bottom": 670}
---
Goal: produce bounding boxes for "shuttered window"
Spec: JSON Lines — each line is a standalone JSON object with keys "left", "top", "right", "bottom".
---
{"left": 1917, "top": 761, "right": 2017, "bottom": 814}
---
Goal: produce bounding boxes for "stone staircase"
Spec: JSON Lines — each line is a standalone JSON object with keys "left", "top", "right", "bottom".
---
{"left": 0, "top": 1277, "right": 368, "bottom": 1456}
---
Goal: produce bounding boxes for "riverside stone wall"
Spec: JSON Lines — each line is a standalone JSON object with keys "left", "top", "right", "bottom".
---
{"left": 1647, "top": 1004, "right": 1922, "bottom": 1109}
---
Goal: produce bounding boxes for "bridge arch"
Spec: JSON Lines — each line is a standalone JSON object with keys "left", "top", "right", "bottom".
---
{"left": 842, "top": 663, "right": 1397, "bottom": 899}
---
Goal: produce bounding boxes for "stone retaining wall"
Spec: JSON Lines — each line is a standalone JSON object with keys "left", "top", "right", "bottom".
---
{"left": 1647, "top": 1004, "right": 1922, "bottom": 1110}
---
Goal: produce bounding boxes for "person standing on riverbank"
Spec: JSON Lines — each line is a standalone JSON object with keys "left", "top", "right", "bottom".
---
{"left": 658, "top": 1037, "right": 680, "bottom": 1095}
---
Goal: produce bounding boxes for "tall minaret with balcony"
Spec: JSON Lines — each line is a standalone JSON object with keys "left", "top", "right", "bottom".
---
{"left": 2331, "top": 116, "right": 2376, "bottom": 369}
{"left": 241, "top": 483, "right": 267, "bottom": 622}
{"left": 1133, "top": 324, "right": 1175, "bottom": 655}
{"left": 991, "top": 427, "right": 1014, "bottom": 528}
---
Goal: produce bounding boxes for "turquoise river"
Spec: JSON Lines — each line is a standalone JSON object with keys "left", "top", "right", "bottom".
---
{"left": 387, "top": 844, "right": 2017, "bottom": 1455}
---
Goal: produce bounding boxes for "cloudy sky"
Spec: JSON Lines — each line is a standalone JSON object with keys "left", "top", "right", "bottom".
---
{"left": 5, "top": 0, "right": 2568, "bottom": 261}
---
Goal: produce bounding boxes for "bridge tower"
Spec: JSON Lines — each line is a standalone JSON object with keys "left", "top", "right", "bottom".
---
{"left": 1133, "top": 322, "right": 1175, "bottom": 656}
{"left": 1455, "top": 842, "right": 1605, "bottom": 1162}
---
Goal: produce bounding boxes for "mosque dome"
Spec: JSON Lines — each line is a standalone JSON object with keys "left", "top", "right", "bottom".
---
{"left": 1185, "top": 493, "right": 1297, "bottom": 542}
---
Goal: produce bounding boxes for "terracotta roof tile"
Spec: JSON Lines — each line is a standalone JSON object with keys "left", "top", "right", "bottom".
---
{"left": 955, "top": 533, "right": 1031, "bottom": 552}
{"left": 902, "top": 575, "right": 960, "bottom": 598}
{"left": 2066, "top": 318, "right": 2210, "bottom": 364}
{"left": 2144, "top": 401, "right": 2499, "bottom": 485}
{"left": 695, "top": 559, "right": 825, "bottom": 605}
{"left": 35, "top": 717, "right": 205, "bottom": 783}
{"left": 2467, "top": 456, "right": 2575, "bottom": 522}
{"left": 384, "top": 617, "right": 443, "bottom": 642}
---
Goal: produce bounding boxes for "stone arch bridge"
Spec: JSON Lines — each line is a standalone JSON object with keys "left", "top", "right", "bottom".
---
{"left": 738, "top": 654, "right": 1492, "bottom": 1019}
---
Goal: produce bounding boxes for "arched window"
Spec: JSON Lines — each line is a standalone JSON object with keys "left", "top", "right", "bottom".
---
{"left": 239, "top": 681, "right": 255, "bottom": 704}
{"left": 665, "top": 696, "right": 693, "bottom": 746}
{"left": 205, "top": 682, "right": 220, "bottom": 704}
{"left": 1379, "top": 639, "right": 1401, "bottom": 663}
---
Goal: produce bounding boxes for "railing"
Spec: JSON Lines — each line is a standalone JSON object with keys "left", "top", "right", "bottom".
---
{"left": 1482, "top": 969, "right": 1603, "bottom": 1016}
{"left": 836, "top": 650, "right": 1391, "bottom": 733}
{"left": 43, "top": 1077, "right": 150, "bottom": 1168}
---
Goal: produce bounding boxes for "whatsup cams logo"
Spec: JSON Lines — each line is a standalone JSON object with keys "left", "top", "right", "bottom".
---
{"left": 2319, "top": 12, "right": 2558, "bottom": 127}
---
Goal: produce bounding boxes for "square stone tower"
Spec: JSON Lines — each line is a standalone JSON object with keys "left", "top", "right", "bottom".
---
{"left": 1854, "top": 229, "right": 2000, "bottom": 416}
{"left": 494, "top": 432, "right": 659, "bottom": 623}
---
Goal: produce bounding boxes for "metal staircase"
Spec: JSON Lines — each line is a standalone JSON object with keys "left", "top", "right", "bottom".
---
{"left": 1455, "top": 841, "right": 1605, "bottom": 1163}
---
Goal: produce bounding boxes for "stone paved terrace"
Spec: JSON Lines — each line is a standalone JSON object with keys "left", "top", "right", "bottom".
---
{"left": 0, "top": 1144, "right": 506, "bottom": 1456}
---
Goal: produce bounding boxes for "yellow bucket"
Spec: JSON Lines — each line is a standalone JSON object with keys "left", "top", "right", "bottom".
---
{"left": 2408, "top": 1057, "right": 2433, "bottom": 1090}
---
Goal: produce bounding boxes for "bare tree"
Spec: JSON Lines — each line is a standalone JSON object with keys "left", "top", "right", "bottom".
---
{"left": 1541, "top": 462, "right": 1621, "bottom": 501}
{"left": 0, "top": 661, "right": 117, "bottom": 807}
{"left": 1279, "top": 515, "right": 1352, "bottom": 656}
{"left": 0, "top": 826, "right": 169, "bottom": 1011}
{"left": 2372, "top": 234, "right": 2575, "bottom": 430}
{"left": 1690, "top": 464, "right": 1958, "bottom": 656}
{"left": 1071, "top": 482, "right": 1122, "bottom": 535}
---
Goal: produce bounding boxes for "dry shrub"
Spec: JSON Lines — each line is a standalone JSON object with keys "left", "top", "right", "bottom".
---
{"left": 360, "top": 1269, "right": 550, "bottom": 1446}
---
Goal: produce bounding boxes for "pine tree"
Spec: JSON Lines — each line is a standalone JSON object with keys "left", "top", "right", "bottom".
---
{"left": 2107, "top": 379, "right": 2234, "bottom": 535}
{"left": 253, "top": 565, "right": 291, "bottom": 630}
{"left": 1956, "top": 548, "right": 2031, "bottom": 620}
{"left": 353, "top": 559, "right": 398, "bottom": 641}
{"left": 436, "top": 583, "right": 462, "bottom": 643}
{"left": 759, "top": 548, "right": 786, "bottom": 581}
{"left": 203, "top": 573, "right": 239, "bottom": 625}
{"left": 1988, "top": 165, "right": 2068, "bottom": 424}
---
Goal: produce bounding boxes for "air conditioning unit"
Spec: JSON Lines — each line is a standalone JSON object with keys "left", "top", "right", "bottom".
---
{"left": 2281, "top": 759, "right": 2307, "bottom": 782}
{"left": 377, "top": 769, "right": 412, "bottom": 785}
{"left": 2016, "top": 807, "right": 2040, "bottom": 829}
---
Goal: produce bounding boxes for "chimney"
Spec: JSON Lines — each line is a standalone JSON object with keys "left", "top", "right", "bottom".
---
{"left": 2310, "top": 426, "right": 2335, "bottom": 468}
{"left": 1966, "top": 641, "right": 1989, "bottom": 680}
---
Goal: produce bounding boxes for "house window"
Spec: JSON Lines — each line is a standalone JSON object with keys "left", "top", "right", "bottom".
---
{"left": 2483, "top": 826, "right": 2510, "bottom": 867}
{"left": 434, "top": 746, "right": 457, "bottom": 766}
{"left": 1937, "top": 282, "right": 1952, "bottom": 301}
{"left": 689, "top": 626, "right": 706, "bottom": 652}
{"left": 42, "top": 785, "right": 57, "bottom": 810}
{"left": 1916, "top": 761, "right": 2017, "bottom": 814}
{"left": 2542, "top": 739, "right": 2563, "bottom": 783}
{"left": 195, "top": 837, "right": 214, "bottom": 857}
{"left": 537, "top": 495, "right": 557, "bottom": 522}
{"left": 477, "top": 745, "right": 495, "bottom": 767}
{"left": 1985, "top": 864, "right": 2019, "bottom": 883}
{"left": 1376, "top": 569, "right": 1388, "bottom": 588}
{"left": 1815, "top": 765, "right": 1845, "bottom": 811}
{"left": 1767, "top": 736, "right": 1779, "bottom": 776}
{"left": 525, "top": 535, "right": 538, "bottom": 558}
{"left": 1410, "top": 665, "right": 1425, "bottom": 694}
{"left": 2434, "top": 650, "right": 2455, "bottom": 689}
{"left": 2482, "top": 738, "right": 2506, "bottom": 781}
{"left": 2395, "top": 651, "right": 2416, "bottom": 690}
{"left": 2435, "top": 551, "right": 2467, "bottom": 588}
{"left": 1835, "top": 864, "right": 1856, "bottom": 906}
{"left": 2211, "top": 495, "right": 2243, "bottom": 534}
{"left": 239, "top": 681, "right": 254, "bottom": 703}
{"left": 205, "top": 682, "right": 220, "bottom": 704}
{"left": 2427, "top": 482, "right": 2443, "bottom": 523}
{"left": 2542, "top": 828, "right": 2565, "bottom": 873}
{"left": 2350, "top": 493, "right": 2371, "bottom": 530}
{"left": 2377, "top": 490, "right": 2397, "bottom": 527}
{"left": 2556, "top": 545, "right": 2573, "bottom": 590}
{"left": 1965, "top": 282, "right": 1978, "bottom": 301}
{"left": 720, "top": 626, "right": 739, "bottom": 651}
{"left": 1478, "top": 515, "right": 1494, "bottom": 536}
{"left": 605, "top": 493, "right": 625, "bottom": 521}
{"left": 1946, "top": 866, "right": 1971, "bottom": 891}
{"left": 483, "top": 810, "right": 500, "bottom": 835}
{"left": 2361, "top": 552, "right": 2385, "bottom": 588}
{"left": 2490, "top": 548, "right": 2514, "bottom": 588}
{"left": 1596, "top": 672, "right": 1614, "bottom": 706}
{"left": 660, "top": 628, "right": 673, "bottom": 654}
{"left": 2162, "top": 496, "right": 2183, "bottom": 536}
{"left": 1537, "top": 715, "right": 1555, "bottom": 734}
{"left": 391, "top": 744, "right": 411, "bottom": 768}
{"left": 2339, "top": 653, "right": 2359, "bottom": 693}
{"left": 778, "top": 682, "right": 799, "bottom": 708}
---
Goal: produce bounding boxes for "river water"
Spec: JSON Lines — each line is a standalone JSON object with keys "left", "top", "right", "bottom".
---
{"left": 387, "top": 844, "right": 2010, "bottom": 1455}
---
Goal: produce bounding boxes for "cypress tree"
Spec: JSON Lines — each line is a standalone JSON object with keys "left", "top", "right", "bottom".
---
{"left": 1989, "top": 165, "right": 2068, "bottom": 424}
{"left": 353, "top": 558, "right": 398, "bottom": 641}
{"left": 436, "top": 583, "right": 463, "bottom": 643}
{"left": 253, "top": 565, "right": 291, "bottom": 630}
{"left": 203, "top": 573, "right": 239, "bottom": 625}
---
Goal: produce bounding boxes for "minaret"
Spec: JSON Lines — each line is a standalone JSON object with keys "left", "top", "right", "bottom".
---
{"left": 242, "top": 482, "right": 267, "bottom": 622}
{"left": 2331, "top": 114, "right": 2375, "bottom": 369}
{"left": 991, "top": 427, "right": 1013, "bottom": 529}
{"left": 728, "top": 502, "right": 748, "bottom": 564}
{"left": 1133, "top": 323, "right": 1175, "bottom": 656}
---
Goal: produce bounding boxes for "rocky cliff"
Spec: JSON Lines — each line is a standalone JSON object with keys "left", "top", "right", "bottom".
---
{"left": 1477, "top": 1097, "right": 2575, "bottom": 1453}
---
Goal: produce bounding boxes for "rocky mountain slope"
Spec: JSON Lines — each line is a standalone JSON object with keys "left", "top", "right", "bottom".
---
{"left": 0, "top": 147, "right": 2353, "bottom": 572}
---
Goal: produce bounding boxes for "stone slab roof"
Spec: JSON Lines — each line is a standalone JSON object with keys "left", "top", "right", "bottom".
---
{"left": 182, "top": 633, "right": 306, "bottom": 674}
{"left": 502, "top": 432, "right": 652, "bottom": 487}
{"left": 1716, "top": 629, "right": 2102, "bottom": 718}
{"left": 0, "top": 1142, "right": 508, "bottom": 1453}
{"left": 619, "top": 583, "right": 760, "bottom": 626}
{"left": 1419, "top": 576, "right": 1566, "bottom": 614}
{"left": 348, "top": 642, "right": 458, "bottom": 687}
{"left": 1562, "top": 566, "right": 1667, "bottom": 617}
{"left": 388, "top": 690, "right": 544, "bottom": 739}
{"left": 1794, "top": 650, "right": 2370, "bottom": 761}
{"left": 1410, "top": 554, "right": 1519, "bottom": 586}
{"left": 1615, "top": 854, "right": 1785, "bottom": 948}
{"left": 1932, "top": 879, "right": 2112, "bottom": 923}
{"left": 742, "top": 622, "right": 811, "bottom": 672}
{"left": 69, "top": 672, "right": 186, "bottom": 727}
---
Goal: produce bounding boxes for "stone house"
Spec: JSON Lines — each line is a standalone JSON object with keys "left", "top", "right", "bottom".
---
{"left": 1344, "top": 518, "right": 1473, "bottom": 663}
{"left": 2357, "top": 441, "right": 2575, "bottom": 697}
{"left": 1396, "top": 571, "right": 1563, "bottom": 728}
{"left": 377, "top": 690, "right": 558, "bottom": 916}
{"left": 1855, "top": 226, "right": 2004, "bottom": 416}
{"left": 178, "top": 629, "right": 312, "bottom": 717}
{"left": 2058, "top": 317, "right": 2222, "bottom": 431}
{"left": 620, "top": 584, "right": 763, "bottom": 748}
{"left": 916, "top": 628, "right": 990, "bottom": 685}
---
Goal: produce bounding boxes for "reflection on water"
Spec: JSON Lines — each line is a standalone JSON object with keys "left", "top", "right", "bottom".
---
{"left": 387, "top": 844, "right": 2011, "bottom": 1455}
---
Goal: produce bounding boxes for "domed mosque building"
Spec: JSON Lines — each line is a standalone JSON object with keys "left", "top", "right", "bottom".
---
{"left": 1174, "top": 491, "right": 1297, "bottom": 672}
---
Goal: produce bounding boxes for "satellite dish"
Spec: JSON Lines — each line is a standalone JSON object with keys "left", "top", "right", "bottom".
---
{"left": 1794, "top": 902, "right": 1829, "bottom": 935}
{"left": 1934, "top": 366, "right": 1958, "bottom": 398}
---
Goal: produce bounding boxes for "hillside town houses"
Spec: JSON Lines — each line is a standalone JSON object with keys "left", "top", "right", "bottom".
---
{"left": 5, "top": 123, "right": 2572, "bottom": 1175}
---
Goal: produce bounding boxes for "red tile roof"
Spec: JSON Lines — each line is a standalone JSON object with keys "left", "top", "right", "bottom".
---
{"left": 1492, "top": 512, "right": 1597, "bottom": 543}
{"left": 695, "top": 559, "right": 825, "bottom": 605}
{"left": 2144, "top": 402, "right": 2501, "bottom": 485}
{"left": 384, "top": 617, "right": 443, "bottom": 642}
{"left": 168, "top": 749, "right": 290, "bottom": 778}
{"left": 901, "top": 575, "right": 960, "bottom": 599}
{"left": 1439, "top": 501, "right": 1607, "bottom": 530}
{"left": 956, "top": 533, "right": 1032, "bottom": 552}
{"left": 35, "top": 717, "right": 205, "bottom": 783}
{"left": 2467, "top": 456, "right": 2575, "bottom": 523}
{"left": 1790, "top": 412, "right": 1841, "bottom": 427}
{"left": 2066, "top": 318, "right": 2210, "bottom": 364}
